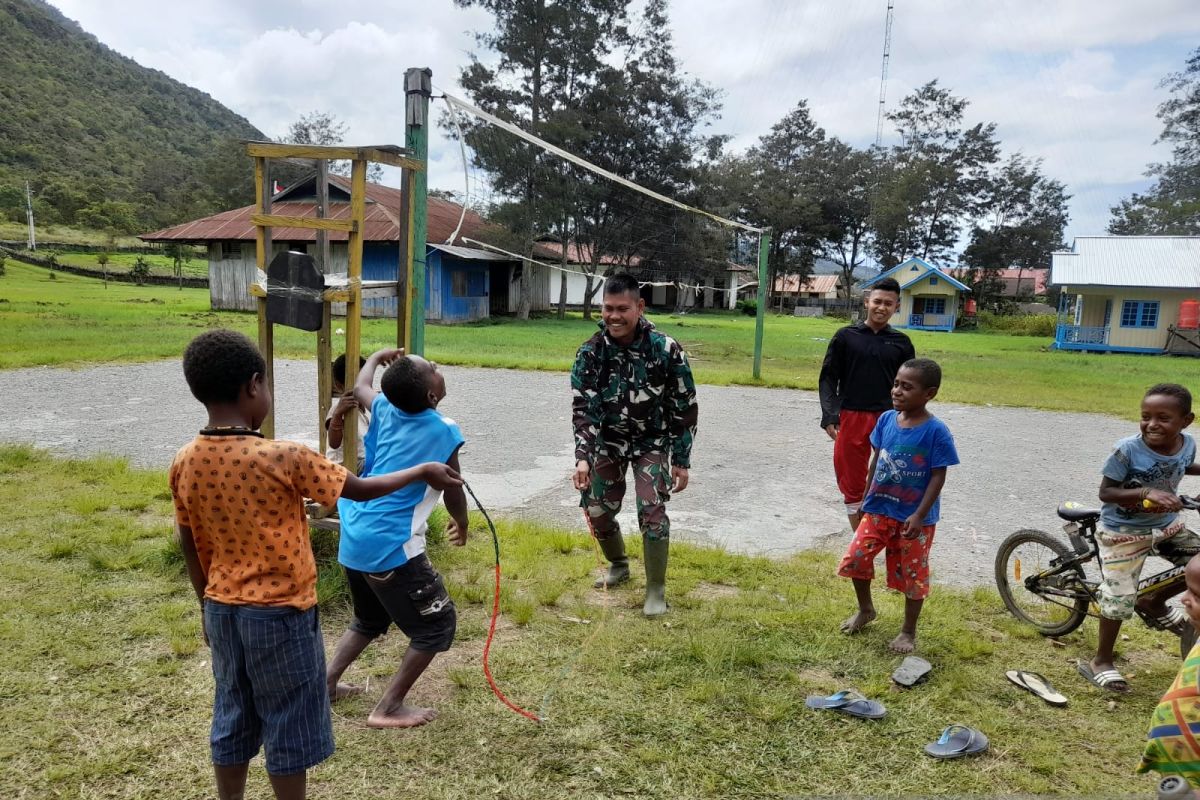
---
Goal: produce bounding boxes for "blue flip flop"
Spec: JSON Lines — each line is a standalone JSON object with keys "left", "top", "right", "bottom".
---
{"left": 924, "top": 724, "right": 989, "bottom": 759}
{"left": 805, "top": 690, "right": 886, "bottom": 720}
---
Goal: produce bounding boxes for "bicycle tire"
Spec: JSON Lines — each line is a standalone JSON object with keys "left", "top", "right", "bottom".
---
{"left": 995, "top": 528, "right": 1090, "bottom": 637}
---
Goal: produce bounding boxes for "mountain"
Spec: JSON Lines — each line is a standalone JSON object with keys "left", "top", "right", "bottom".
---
{"left": 0, "top": 0, "right": 265, "bottom": 233}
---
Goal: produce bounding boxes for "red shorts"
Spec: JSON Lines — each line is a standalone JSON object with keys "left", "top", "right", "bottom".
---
{"left": 837, "top": 513, "right": 936, "bottom": 600}
{"left": 833, "top": 409, "right": 882, "bottom": 513}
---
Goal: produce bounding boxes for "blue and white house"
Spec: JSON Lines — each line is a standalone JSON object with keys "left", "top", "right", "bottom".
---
{"left": 859, "top": 257, "right": 970, "bottom": 332}
{"left": 1050, "top": 236, "right": 1200, "bottom": 354}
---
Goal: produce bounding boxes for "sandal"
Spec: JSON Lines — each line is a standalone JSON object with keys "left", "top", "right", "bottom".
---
{"left": 924, "top": 724, "right": 989, "bottom": 759}
{"left": 1077, "top": 660, "right": 1130, "bottom": 693}
{"left": 804, "top": 689, "right": 886, "bottom": 720}
{"left": 1005, "top": 670, "right": 1068, "bottom": 707}
{"left": 1142, "top": 606, "right": 1190, "bottom": 635}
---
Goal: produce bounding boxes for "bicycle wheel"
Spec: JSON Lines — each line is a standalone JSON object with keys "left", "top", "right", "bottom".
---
{"left": 995, "top": 529, "right": 1090, "bottom": 637}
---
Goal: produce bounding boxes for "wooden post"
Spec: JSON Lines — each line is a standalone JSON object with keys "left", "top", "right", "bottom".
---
{"left": 398, "top": 165, "right": 413, "bottom": 353}
{"left": 315, "top": 159, "right": 333, "bottom": 456}
{"left": 752, "top": 230, "right": 771, "bottom": 380}
{"left": 342, "top": 159, "right": 367, "bottom": 465}
{"left": 405, "top": 67, "right": 432, "bottom": 355}
{"left": 254, "top": 156, "right": 276, "bottom": 437}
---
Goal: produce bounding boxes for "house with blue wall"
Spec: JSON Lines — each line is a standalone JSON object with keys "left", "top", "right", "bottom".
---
{"left": 1050, "top": 236, "right": 1200, "bottom": 354}
{"left": 859, "top": 257, "right": 970, "bottom": 331}
{"left": 141, "top": 174, "right": 539, "bottom": 322}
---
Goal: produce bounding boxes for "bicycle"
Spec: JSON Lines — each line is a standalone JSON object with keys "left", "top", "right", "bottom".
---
{"left": 994, "top": 496, "right": 1200, "bottom": 658}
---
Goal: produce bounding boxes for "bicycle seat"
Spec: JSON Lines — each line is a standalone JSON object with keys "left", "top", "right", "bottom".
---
{"left": 1057, "top": 502, "right": 1101, "bottom": 522}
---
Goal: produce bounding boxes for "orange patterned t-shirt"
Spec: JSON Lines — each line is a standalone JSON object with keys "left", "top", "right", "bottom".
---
{"left": 169, "top": 434, "right": 348, "bottom": 610}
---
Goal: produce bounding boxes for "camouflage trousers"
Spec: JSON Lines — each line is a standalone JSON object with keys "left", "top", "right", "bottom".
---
{"left": 581, "top": 452, "right": 671, "bottom": 542}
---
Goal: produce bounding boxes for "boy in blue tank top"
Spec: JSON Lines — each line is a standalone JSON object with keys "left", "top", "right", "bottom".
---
{"left": 325, "top": 349, "right": 470, "bottom": 728}
{"left": 837, "top": 358, "right": 959, "bottom": 654}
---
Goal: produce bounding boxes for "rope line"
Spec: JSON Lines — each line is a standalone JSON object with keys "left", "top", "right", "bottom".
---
{"left": 463, "top": 479, "right": 541, "bottom": 723}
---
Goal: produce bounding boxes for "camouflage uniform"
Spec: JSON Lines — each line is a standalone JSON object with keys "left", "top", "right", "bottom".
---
{"left": 571, "top": 318, "right": 698, "bottom": 542}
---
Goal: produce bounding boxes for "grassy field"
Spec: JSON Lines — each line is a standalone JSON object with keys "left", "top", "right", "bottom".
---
{"left": 0, "top": 219, "right": 145, "bottom": 248}
{"left": 0, "top": 444, "right": 1181, "bottom": 798}
{"left": 54, "top": 250, "right": 209, "bottom": 278}
{"left": 3, "top": 259, "right": 1200, "bottom": 418}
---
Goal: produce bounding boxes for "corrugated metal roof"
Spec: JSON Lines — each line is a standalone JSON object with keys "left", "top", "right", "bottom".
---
{"left": 140, "top": 174, "right": 500, "bottom": 246}
{"left": 1051, "top": 236, "right": 1200, "bottom": 288}
{"left": 774, "top": 274, "right": 840, "bottom": 294}
{"left": 429, "top": 243, "right": 515, "bottom": 262}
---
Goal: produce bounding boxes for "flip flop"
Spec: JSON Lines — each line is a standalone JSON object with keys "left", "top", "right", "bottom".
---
{"left": 892, "top": 656, "right": 932, "bottom": 687}
{"left": 924, "top": 724, "right": 989, "bottom": 759}
{"left": 1076, "top": 660, "right": 1130, "bottom": 693}
{"left": 1005, "top": 670, "right": 1068, "bottom": 707}
{"left": 804, "top": 690, "right": 886, "bottom": 720}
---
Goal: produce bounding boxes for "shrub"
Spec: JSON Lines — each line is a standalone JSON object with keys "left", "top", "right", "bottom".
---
{"left": 130, "top": 256, "right": 151, "bottom": 285}
{"left": 736, "top": 299, "right": 757, "bottom": 316}
{"left": 977, "top": 311, "right": 1057, "bottom": 337}
{"left": 0, "top": 254, "right": 6, "bottom": 276}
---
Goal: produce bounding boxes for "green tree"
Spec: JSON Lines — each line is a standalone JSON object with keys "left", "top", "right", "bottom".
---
{"left": 283, "top": 111, "right": 384, "bottom": 184}
{"left": 97, "top": 250, "right": 110, "bottom": 288}
{"left": 130, "top": 256, "right": 151, "bottom": 286}
{"left": 164, "top": 243, "right": 192, "bottom": 289}
{"left": 872, "top": 81, "right": 1000, "bottom": 268}
{"left": 816, "top": 143, "right": 879, "bottom": 301}
{"left": 1109, "top": 47, "right": 1200, "bottom": 234}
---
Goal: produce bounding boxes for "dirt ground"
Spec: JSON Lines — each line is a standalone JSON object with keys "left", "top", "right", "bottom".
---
{"left": 0, "top": 359, "right": 1148, "bottom": 587}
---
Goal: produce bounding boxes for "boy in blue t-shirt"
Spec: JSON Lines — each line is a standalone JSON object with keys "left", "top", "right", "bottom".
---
{"left": 325, "top": 349, "right": 470, "bottom": 728}
{"left": 1080, "top": 383, "right": 1200, "bottom": 693}
{"left": 837, "top": 358, "right": 959, "bottom": 654}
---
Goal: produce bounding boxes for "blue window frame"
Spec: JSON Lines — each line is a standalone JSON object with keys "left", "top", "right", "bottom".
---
{"left": 1120, "top": 300, "right": 1159, "bottom": 328}
{"left": 929, "top": 276, "right": 939, "bottom": 286}
{"left": 924, "top": 297, "right": 946, "bottom": 315}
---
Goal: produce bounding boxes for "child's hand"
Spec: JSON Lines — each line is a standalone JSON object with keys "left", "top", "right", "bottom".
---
{"left": 374, "top": 347, "right": 405, "bottom": 366}
{"left": 1144, "top": 489, "right": 1183, "bottom": 512}
{"left": 446, "top": 517, "right": 468, "bottom": 546}
{"left": 331, "top": 393, "right": 358, "bottom": 417}
{"left": 420, "top": 462, "right": 463, "bottom": 490}
{"left": 901, "top": 513, "right": 924, "bottom": 539}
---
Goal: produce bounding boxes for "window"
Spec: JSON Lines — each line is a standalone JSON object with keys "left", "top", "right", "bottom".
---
{"left": 924, "top": 297, "right": 946, "bottom": 315}
{"left": 451, "top": 269, "right": 486, "bottom": 298}
{"left": 929, "top": 276, "right": 939, "bottom": 286}
{"left": 451, "top": 270, "right": 469, "bottom": 297}
{"left": 220, "top": 242, "right": 243, "bottom": 261}
{"left": 1120, "top": 300, "right": 1159, "bottom": 328}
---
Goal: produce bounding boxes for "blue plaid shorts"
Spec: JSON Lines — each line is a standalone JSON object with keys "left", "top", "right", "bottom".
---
{"left": 204, "top": 601, "right": 334, "bottom": 775}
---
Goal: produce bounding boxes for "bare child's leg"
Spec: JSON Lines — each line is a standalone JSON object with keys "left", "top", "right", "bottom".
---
{"left": 847, "top": 511, "right": 863, "bottom": 534}
{"left": 366, "top": 647, "right": 439, "bottom": 728}
{"left": 326, "top": 629, "right": 372, "bottom": 701}
{"left": 889, "top": 597, "right": 923, "bottom": 653}
{"left": 267, "top": 771, "right": 307, "bottom": 800}
{"left": 215, "top": 763, "right": 249, "bottom": 800}
{"left": 840, "top": 578, "right": 877, "bottom": 633}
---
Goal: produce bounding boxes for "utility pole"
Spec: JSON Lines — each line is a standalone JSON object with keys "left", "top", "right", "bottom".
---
{"left": 405, "top": 67, "right": 431, "bottom": 355}
{"left": 25, "top": 181, "right": 35, "bottom": 251}
{"left": 874, "top": 0, "right": 895, "bottom": 147}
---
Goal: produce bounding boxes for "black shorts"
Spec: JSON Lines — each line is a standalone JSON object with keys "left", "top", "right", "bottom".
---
{"left": 345, "top": 553, "right": 456, "bottom": 653}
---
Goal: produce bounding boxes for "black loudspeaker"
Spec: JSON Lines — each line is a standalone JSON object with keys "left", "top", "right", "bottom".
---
{"left": 265, "top": 250, "right": 324, "bottom": 332}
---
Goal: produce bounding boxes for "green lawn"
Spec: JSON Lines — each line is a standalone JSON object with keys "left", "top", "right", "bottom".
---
{"left": 55, "top": 251, "right": 209, "bottom": 278}
{"left": 0, "top": 444, "right": 1182, "bottom": 798}
{"left": 3, "top": 260, "right": 1199, "bottom": 419}
{"left": 0, "top": 219, "right": 145, "bottom": 248}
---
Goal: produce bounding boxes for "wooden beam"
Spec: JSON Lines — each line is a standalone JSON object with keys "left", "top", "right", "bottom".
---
{"left": 398, "top": 165, "right": 413, "bottom": 353}
{"left": 315, "top": 159, "right": 332, "bottom": 457}
{"left": 251, "top": 214, "right": 356, "bottom": 233}
{"left": 249, "top": 281, "right": 400, "bottom": 302}
{"left": 342, "top": 158, "right": 367, "bottom": 471}
{"left": 243, "top": 141, "right": 423, "bottom": 171}
{"left": 254, "top": 156, "right": 275, "bottom": 438}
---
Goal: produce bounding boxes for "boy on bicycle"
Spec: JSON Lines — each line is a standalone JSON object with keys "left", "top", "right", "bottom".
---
{"left": 1081, "top": 383, "right": 1200, "bottom": 693}
{"left": 837, "top": 358, "right": 959, "bottom": 654}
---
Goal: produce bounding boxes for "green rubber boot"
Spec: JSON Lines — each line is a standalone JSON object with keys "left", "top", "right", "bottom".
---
{"left": 593, "top": 534, "right": 630, "bottom": 589}
{"left": 642, "top": 536, "right": 669, "bottom": 617}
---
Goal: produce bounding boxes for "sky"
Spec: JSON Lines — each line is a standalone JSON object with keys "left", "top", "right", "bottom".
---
{"left": 49, "top": 0, "right": 1200, "bottom": 246}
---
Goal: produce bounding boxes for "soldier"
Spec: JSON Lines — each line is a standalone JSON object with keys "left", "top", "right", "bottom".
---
{"left": 570, "top": 273, "right": 698, "bottom": 616}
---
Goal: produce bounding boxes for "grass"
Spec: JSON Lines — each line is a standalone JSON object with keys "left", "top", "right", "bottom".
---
{"left": 3, "top": 259, "right": 1200, "bottom": 418}
{"left": 55, "top": 251, "right": 209, "bottom": 279}
{"left": 0, "top": 444, "right": 1182, "bottom": 798}
{"left": 0, "top": 219, "right": 145, "bottom": 248}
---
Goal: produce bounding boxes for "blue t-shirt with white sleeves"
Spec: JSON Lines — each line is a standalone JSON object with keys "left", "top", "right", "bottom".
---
{"left": 1100, "top": 432, "right": 1196, "bottom": 531}
{"left": 337, "top": 393, "right": 465, "bottom": 573}
{"left": 861, "top": 410, "right": 959, "bottom": 525}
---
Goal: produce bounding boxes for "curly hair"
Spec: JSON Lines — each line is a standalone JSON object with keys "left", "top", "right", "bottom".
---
{"left": 900, "top": 357, "right": 943, "bottom": 390}
{"left": 380, "top": 356, "right": 432, "bottom": 413}
{"left": 182, "top": 329, "right": 266, "bottom": 405}
{"left": 332, "top": 353, "right": 366, "bottom": 387}
{"left": 1146, "top": 383, "right": 1193, "bottom": 416}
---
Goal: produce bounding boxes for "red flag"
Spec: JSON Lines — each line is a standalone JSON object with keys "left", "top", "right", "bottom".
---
{"left": 272, "top": 180, "right": 283, "bottom": 194}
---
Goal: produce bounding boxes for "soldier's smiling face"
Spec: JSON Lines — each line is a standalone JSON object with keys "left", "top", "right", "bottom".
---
{"left": 603, "top": 288, "right": 645, "bottom": 344}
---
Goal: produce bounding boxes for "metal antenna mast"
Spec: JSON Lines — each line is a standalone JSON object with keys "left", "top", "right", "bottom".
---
{"left": 874, "top": 0, "right": 895, "bottom": 147}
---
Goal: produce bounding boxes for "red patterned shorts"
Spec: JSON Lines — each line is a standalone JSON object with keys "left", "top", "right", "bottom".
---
{"left": 837, "top": 513, "right": 936, "bottom": 600}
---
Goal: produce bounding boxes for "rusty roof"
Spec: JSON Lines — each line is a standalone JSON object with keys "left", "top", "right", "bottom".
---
{"left": 140, "top": 174, "right": 499, "bottom": 245}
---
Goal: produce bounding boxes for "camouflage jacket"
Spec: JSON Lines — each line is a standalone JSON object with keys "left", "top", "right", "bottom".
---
{"left": 571, "top": 318, "right": 698, "bottom": 468}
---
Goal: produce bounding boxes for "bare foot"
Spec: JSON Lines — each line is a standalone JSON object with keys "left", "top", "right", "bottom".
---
{"left": 329, "top": 682, "right": 364, "bottom": 702}
{"left": 889, "top": 631, "right": 916, "bottom": 654}
{"left": 840, "top": 609, "right": 877, "bottom": 634}
{"left": 365, "top": 704, "right": 438, "bottom": 729}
